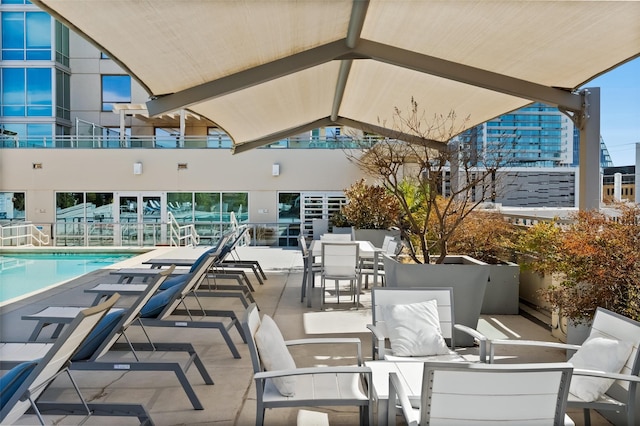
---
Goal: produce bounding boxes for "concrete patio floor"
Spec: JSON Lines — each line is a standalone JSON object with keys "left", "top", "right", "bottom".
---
{"left": 0, "top": 246, "right": 611, "bottom": 425}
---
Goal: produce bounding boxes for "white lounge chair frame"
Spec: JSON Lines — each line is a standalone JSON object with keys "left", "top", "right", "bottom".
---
{"left": 7, "top": 267, "right": 214, "bottom": 411}
{"left": 1, "top": 295, "right": 153, "bottom": 425}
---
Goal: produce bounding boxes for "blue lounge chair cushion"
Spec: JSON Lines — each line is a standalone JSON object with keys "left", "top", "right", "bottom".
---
{"left": 190, "top": 248, "right": 215, "bottom": 272}
{"left": 140, "top": 283, "right": 182, "bottom": 318}
{"left": 0, "top": 360, "right": 38, "bottom": 409}
{"left": 159, "top": 273, "right": 190, "bottom": 290}
{"left": 71, "top": 309, "right": 126, "bottom": 361}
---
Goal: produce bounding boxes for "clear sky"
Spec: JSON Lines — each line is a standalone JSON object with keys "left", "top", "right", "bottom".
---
{"left": 580, "top": 56, "right": 640, "bottom": 166}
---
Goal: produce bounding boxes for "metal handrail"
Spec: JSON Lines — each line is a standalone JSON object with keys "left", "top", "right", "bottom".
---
{"left": 0, "top": 222, "right": 50, "bottom": 247}
{"left": 167, "top": 212, "right": 200, "bottom": 247}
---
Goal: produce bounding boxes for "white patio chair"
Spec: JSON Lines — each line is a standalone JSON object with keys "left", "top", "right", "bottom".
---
{"left": 367, "top": 287, "right": 489, "bottom": 362}
{"left": 312, "top": 218, "right": 329, "bottom": 240}
{"left": 361, "top": 239, "right": 398, "bottom": 287}
{"left": 387, "top": 361, "right": 574, "bottom": 426}
{"left": 241, "top": 304, "right": 373, "bottom": 426}
{"left": 320, "top": 242, "right": 361, "bottom": 309}
{"left": 320, "top": 233, "right": 352, "bottom": 241}
{"left": 489, "top": 307, "right": 640, "bottom": 426}
{"left": 298, "top": 234, "right": 320, "bottom": 303}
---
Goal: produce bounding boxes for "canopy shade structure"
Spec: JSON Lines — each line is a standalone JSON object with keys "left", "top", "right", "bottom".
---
{"left": 33, "top": 0, "right": 640, "bottom": 209}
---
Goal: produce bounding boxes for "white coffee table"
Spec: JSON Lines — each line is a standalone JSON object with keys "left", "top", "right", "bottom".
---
{"left": 364, "top": 360, "right": 423, "bottom": 425}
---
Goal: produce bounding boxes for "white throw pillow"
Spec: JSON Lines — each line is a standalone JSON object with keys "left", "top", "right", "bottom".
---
{"left": 254, "top": 315, "right": 297, "bottom": 396}
{"left": 381, "top": 299, "right": 451, "bottom": 357}
{"left": 568, "top": 336, "right": 633, "bottom": 402}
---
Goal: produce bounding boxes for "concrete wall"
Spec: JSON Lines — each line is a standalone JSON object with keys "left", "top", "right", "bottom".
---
{"left": 0, "top": 148, "right": 364, "bottom": 225}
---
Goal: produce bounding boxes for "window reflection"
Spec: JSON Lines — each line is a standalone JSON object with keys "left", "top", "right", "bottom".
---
{"left": 101, "top": 75, "right": 131, "bottom": 111}
{"left": 0, "top": 192, "right": 25, "bottom": 220}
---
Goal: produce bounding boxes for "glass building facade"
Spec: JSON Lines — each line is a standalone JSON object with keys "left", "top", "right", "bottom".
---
{"left": 0, "top": 0, "right": 70, "bottom": 143}
{"left": 460, "top": 102, "right": 613, "bottom": 169}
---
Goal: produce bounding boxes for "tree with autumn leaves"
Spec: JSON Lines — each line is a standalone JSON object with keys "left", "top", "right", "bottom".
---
{"left": 517, "top": 204, "right": 640, "bottom": 323}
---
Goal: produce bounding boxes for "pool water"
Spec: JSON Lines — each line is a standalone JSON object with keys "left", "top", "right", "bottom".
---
{"left": 0, "top": 253, "right": 134, "bottom": 306}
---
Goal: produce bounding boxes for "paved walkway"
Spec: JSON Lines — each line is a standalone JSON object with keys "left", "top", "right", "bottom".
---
{"left": 0, "top": 246, "right": 610, "bottom": 425}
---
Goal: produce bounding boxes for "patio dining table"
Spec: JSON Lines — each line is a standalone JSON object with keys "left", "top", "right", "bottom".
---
{"left": 306, "top": 239, "right": 380, "bottom": 308}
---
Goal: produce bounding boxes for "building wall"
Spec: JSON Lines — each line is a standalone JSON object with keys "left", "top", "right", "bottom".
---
{"left": 0, "top": 148, "right": 364, "bottom": 224}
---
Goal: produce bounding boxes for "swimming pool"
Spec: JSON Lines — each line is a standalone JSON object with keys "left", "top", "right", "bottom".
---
{"left": 0, "top": 251, "right": 138, "bottom": 306}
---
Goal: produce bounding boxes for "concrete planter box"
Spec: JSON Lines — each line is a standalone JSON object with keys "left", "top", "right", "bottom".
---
{"left": 382, "top": 255, "right": 489, "bottom": 347}
{"left": 482, "top": 261, "right": 520, "bottom": 315}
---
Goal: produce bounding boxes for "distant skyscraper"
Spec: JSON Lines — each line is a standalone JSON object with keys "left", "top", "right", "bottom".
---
{"left": 459, "top": 102, "right": 613, "bottom": 168}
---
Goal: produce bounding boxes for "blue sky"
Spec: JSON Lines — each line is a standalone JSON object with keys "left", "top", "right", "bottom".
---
{"left": 580, "top": 56, "right": 640, "bottom": 166}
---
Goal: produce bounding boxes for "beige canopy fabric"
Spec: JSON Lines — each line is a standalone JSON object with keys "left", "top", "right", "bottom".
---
{"left": 34, "top": 0, "right": 640, "bottom": 154}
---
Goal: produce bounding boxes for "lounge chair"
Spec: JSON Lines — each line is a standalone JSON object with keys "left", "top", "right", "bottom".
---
{"left": 9, "top": 267, "right": 214, "bottom": 410}
{"left": 116, "top": 233, "right": 258, "bottom": 295}
{"left": 0, "top": 295, "right": 153, "bottom": 425}
{"left": 143, "top": 226, "right": 266, "bottom": 286}
{"left": 109, "top": 235, "right": 255, "bottom": 307}
{"left": 367, "top": 287, "right": 489, "bottom": 362}
{"left": 489, "top": 307, "right": 640, "bottom": 426}
{"left": 387, "top": 361, "right": 574, "bottom": 425}
{"left": 134, "top": 256, "right": 247, "bottom": 359}
{"left": 87, "top": 253, "right": 248, "bottom": 358}
{"left": 242, "top": 303, "right": 373, "bottom": 426}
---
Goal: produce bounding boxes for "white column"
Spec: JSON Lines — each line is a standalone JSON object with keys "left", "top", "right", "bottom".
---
{"left": 614, "top": 172, "right": 622, "bottom": 202}
{"left": 578, "top": 88, "right": 601, "bottom": 210}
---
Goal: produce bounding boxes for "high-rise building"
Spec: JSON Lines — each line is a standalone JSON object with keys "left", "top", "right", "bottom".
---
{"left": 0, "top": 0, "right": 70, "bottom": 139}
{"left": 459, "top": 102, "right": 613, "bottom": 169}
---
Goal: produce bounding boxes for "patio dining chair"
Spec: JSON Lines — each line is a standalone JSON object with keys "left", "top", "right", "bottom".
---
{"left": 298, "top": 234, "right": 320, "bottom": 303}
{"left": 320, "top": 242, "right": 361, "bottom": 310}
{"left": 367, "top": 287, "right": 489, "bottom": 362}
{"left": 241, "top": 304, "right": 373, "bottom": 426}
{"left": 387, "top": 361, "right": 574, "bottom": 426}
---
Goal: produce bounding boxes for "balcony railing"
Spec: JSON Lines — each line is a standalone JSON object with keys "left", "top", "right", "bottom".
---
{"left": 0, "top": 134, "right": 379, "bottom": 150}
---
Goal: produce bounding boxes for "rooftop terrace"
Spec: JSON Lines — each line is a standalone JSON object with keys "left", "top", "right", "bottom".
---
{"left": 0, "top": 246, "right": 612, "bottom": 425}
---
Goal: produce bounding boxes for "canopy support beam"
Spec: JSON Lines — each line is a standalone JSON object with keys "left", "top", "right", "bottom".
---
{"left": 147, "top": 40, "right": 351, "bottom": 116}
{"left": 232, "top": 117, "right": 337, "bottom": 154}
{"left": 355, "top": 40, "right": 583, "bottom": 113}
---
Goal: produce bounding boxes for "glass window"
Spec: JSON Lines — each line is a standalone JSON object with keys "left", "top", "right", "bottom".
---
{"left": 101, "top": 75, "right": 131, "bottom": 111}
{"left": 55, "top": 68, "right": 70, "bottom": 120}
{"left": 25, "top": 11, "right": 50, "bottom": 60}
{"left": 1, "top": 11, "right": 51, "bottom": 60}
{"left": 222, "top": 192, "right": 248, "bottom": 222}
{"left": 2, "top": 12, "right": 25, "bottom": 60}
{"left": 167, "top": 193, "right": 193, "bottom": 221}
{"left": 0, "top": 67, "right": 52, "bottom": 117}
{"left": 0, "top": 192, "right": 25, "bottom": 220}
{"left": 278, "top": 192, "right": 300, "bottom": 223}
{"left": 26, "top": 67, "right": 52, "bottom": 116}
{"left": 55, "top": 20, "right": 69, "bottom": 66}
{"left": 1, "top": 67, "right": 26, "bottom": 116}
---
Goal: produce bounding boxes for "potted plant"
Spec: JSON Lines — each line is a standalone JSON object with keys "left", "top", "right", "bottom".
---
{"left": 516, "top": 204, "right": 640, "bottom": 343}
{"left": 342, "top": 100, "right": 513, "bottom": 345}
{"left": 332, "top": 179, "right": 401, "bottom": 247}
{"left": 447, "top": 210, "right": 522, "bottom": 314}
